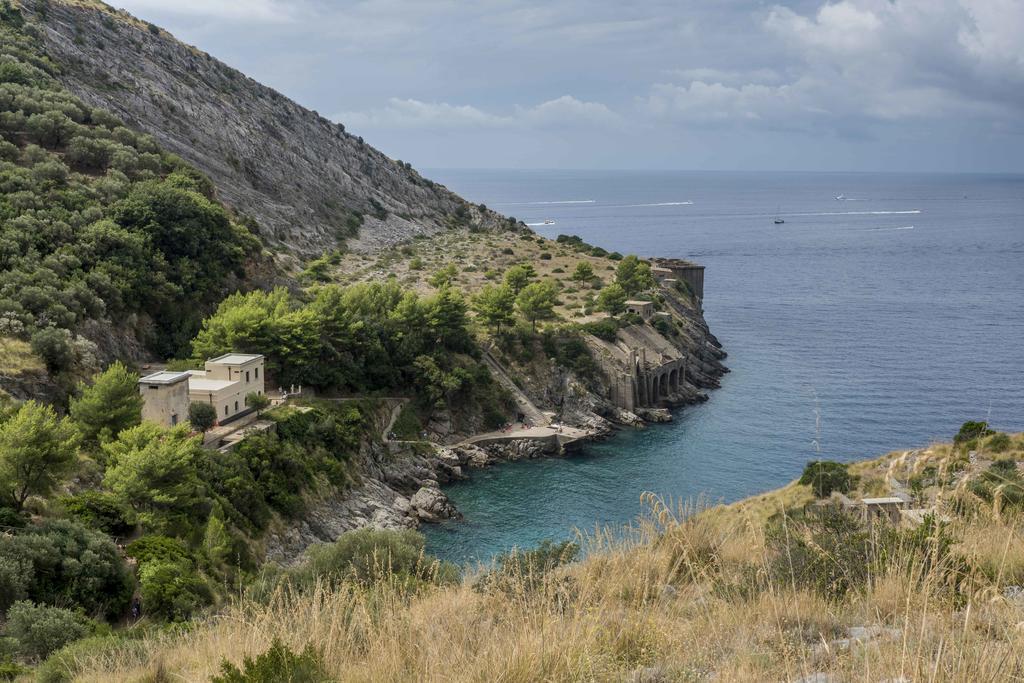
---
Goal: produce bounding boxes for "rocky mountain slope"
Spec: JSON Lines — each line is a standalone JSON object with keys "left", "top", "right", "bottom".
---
{"left": 21, "top": 0, "right": 511, "bottom": 258}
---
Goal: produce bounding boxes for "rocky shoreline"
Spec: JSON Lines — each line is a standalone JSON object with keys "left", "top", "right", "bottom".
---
{"left": 264, "top": 388, "right": 718, "bottom": 565}
{"left": 266, "top": 275, "right": 728, "bottom": 565}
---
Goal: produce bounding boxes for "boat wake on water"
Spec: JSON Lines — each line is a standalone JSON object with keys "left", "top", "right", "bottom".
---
{"left": 493, "top": 199, "right": 595, "bottom": 206}
{"left": 625, "top": 201, "right": 694, "bottom": 207}
{"left": 786, "top": 210, "right": 921, "bottom": 217}
{"left": 858, "top": 225, "right": 915, "bottom": 232}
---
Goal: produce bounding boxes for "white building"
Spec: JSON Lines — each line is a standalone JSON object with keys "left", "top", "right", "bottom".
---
{"left": 187, "top": 353, "right": 266, "bottom": 424}
{"left": 138, "top": 353, "right": 266, "bottom": 428}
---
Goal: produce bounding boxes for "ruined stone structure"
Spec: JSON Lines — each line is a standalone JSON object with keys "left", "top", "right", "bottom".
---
{"left": 589, "top": 325, "right": 691, "bottom": 413}
{"left": 624, "top": 300, "right": 654, "bottom": 320}
{"left": 651, "top": 258, "right": 705, "bottom": 301}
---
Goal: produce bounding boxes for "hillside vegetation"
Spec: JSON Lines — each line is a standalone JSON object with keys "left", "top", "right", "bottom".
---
{"left": 31, "top": 428, "right": 1024, "bottom": 682}
{"left": 21, "top": 0, "right": 516, "bottom": 256}
{"left": 0, "top": 2, "right": 259, "bottom": 375}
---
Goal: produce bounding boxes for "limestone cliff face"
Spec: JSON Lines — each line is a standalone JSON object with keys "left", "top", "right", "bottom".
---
{"left": 24, "top": 0, "right": 511, "bottom": 257}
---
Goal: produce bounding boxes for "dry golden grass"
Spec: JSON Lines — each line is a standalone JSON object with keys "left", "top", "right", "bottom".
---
{"left": 62, "top": 451, "right": 1024, "bottom": 682}
{"left": 0, "top": 337, "right": 44, "bottom": 375}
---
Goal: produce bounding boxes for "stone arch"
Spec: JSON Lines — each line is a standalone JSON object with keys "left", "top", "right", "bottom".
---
{"left": 669, "top": 368, "right": 679, "bottom": 392}
{"left": 658, "top": 373, "right": 668, "bottom": 398}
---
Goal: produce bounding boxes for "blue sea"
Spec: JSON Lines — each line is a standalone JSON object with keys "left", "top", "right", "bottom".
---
{"left": 420, "top": 170, "right": 1024, "bottom": 565}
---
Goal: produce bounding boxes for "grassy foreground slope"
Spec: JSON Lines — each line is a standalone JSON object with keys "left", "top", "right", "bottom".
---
{"left": 60, "top": 430, "right": 1024, "bottom": 682}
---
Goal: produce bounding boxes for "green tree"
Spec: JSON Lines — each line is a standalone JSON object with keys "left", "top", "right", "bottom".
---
{"left": 188, "top": 402, "right": 217, "bottom": 432}
{"left": 472, "top": 284, "right": 516, "bottom": 333}
{"left": 571, "top": 261, "right": 595, "bottom": 283}
{"left": 4, "top": 601, "right": 91, "bottom": 662}
{"left": 30, "top": 327, "right": 74, "bottom": 373}
{"left": 428, "top": 264, "right": 458, "bottom": 288}
{"left": 0, "top": 519, "right": 133, "bottom": 618}
{"left": 70, "top": 361, "right": 143, "bottom": 449}
{"left": 503, "top": 263, "right": 536, "bottom": 294}
{"left": 954, "top": 420, "right": 994, "bottom": 444}
{"left": 516, "top": 280, "right": 558, "bottom": 331}
{"left": 799, "top": 460, "right": 858, "bottom": 498}
{"left": 0, "top": 401, "right": 79, "bottom": 511}
{"left": 246, "top": 392, "right": 270, "bottom": 416}
{"left": 102, "top": 424, "right": 205, "bottom": 534}
{"left": 615, "top": 255, "right": 655, "bottom": 295}
{"left": 596, "top": 282, "right": 628, "bottom": 315}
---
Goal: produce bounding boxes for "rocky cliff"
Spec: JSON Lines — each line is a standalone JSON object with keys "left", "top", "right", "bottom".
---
{"left": 21, "top": 0, "right": 511, "bottom": 258}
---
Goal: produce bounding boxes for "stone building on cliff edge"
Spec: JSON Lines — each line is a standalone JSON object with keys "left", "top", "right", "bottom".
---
{"left": 138, "top": 353, "right": 265, "bottom": 428}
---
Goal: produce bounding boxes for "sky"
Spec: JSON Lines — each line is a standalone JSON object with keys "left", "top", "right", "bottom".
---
{"left": 111, "top": 0, "right": 1024, "bottom": 173}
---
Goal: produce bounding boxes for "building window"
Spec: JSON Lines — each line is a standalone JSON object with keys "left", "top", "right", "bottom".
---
{"left": 246, "top": 371, "right": 250, "bottom": 383}
{"left": 171, "top": 414, "right": 178, "bottom": 426}
{"left": 255, "top": 367, "right": 259, "bottom": 379}
{"left": 234, "top": 400, "right": 239, "bottom": 412}
{"left": 224, "top": 405, "right": 228, "bottom": 416}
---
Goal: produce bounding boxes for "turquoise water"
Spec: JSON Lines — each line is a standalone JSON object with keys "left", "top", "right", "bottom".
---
{"left": 421, "top": 170, "right": 1024, "bottom": 565}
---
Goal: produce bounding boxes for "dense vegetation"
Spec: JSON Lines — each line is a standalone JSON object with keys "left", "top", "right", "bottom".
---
{"left": 0, "top": 357, "right": 373, "bottom": 671}
{"left": 190, "top": 281, "right": 511, "bottom": 426}
{"left": 0, "top": 5, "right": 259, "bottom": 368}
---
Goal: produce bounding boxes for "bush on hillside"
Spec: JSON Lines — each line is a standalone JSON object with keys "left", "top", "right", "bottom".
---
{"left": 256, "top": 528, "right": 457, "bottom": 598}
{"left": 477, "top": 539, "right": 579, "bottom": 594}
{"left": 212, "top": 638, "right": 331, "bottom": 683}
{"left": 955, "top": 420, "right": 994, "bottom": 444}
{"left": 138, "top": 560, "right": 212, "bottom": 622}
{"left": 3, "top": 601, "right": 92, "bottom": 662}
{"left": 987, "top": 432, "right": 1012, "bottom": 453}
{"left": 0, "top": 519, "right": 132, "bottom": 619}
{"left": 799, "top": 460, "right": 857, "bottom": 498}
{"left": 58, "top": 491, "right": 136, "bottom": 537}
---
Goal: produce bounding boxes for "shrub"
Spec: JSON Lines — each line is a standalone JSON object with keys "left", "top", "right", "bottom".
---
{"left": 188, "top": 401, "right": 217, "bottom": 432}
{"left": 955, "top": 420, "right": 994, "bottom": 444}
{"left": 125, "top": 535, "right": 192, "bottom": 567}
{"left": 59, "top": 491, "right": 136, "bottom": 537}
{"left": 0, "top": 519, "right": 132, "bottom": 619}
{"left": 3, "top": 601, "right": 91, "bottom": 662}
{"left": 987, "top": 432, "right": 1012, "bottom": 453}
{"left": 477, "top": 539, "right": 579, "bottom": 594}
{"left": 581, "top": 318, "right": 620, "bottom": 342}
{"left": 278, "top": 528, "right": 457, "bottom": 592}
{"left": 212, "top": 638, "right": 330, "bottom": 683}
{"left": 539, "top": 252, "right": 552, "bottom": 260}
{"left": 30, "top": 327, "right": 74, "bottom": 373}
{"left": 138, "top": 560, "right": 212, "bottom": 622}
{"left": 799, "top": 460, "right": 857, "bottom": 498}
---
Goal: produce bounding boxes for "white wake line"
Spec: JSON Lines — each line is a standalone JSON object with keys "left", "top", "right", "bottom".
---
{"left": 494, "top": 200, "right": 595, "bottom": 206}
{"left": 524, "top": 222, "right": 554, "bottom": 226}
{"left": 623, "top": 201, "right": 694, "bottom": 207}
{"left": 858, "top": 225, "right": 915, "bottom": 232}
{"left": 788, "top": 210, "right": 921, "bottom": 217}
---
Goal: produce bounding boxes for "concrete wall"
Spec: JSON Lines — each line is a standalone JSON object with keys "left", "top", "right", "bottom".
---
{"left": 140, "top": 381, "right": 190, "bottom": 427}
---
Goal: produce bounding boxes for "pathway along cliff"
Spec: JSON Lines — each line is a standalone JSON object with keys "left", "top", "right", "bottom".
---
{"left": 266, "top": 258, "right": 727, "bottom": 565}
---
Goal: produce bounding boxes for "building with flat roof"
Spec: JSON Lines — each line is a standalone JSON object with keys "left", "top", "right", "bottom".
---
{"left": 138, "top": 354, "right": 266, "bottom": 429}
{"left": 624, "top": 300, "right": 654, "bottom": 319}
{"left": 188, "top": 353, "right": 265, "bottom": 425}
{"left": 138, "top": 370, "right": 190, "bottom": 427}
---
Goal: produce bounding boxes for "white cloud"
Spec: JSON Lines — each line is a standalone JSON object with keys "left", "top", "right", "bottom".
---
{"left": 337, "top": 95, "right": 619, "bottom": 130}
{"left": 647, "top": 0, "right": 1024, "bottom": 132}
{"left": 115, "top": 0, "right": 297, "bottom": 23}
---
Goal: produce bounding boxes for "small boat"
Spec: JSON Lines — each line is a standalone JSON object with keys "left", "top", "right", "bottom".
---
{"left": 835, "top": 194, "right": 845, "bottom": 201}
{"left": 773, "top": 218, "right": 785, "bottom": 224}
{"left": 542, "top": 219, "right": 555, "bottom": 225}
